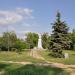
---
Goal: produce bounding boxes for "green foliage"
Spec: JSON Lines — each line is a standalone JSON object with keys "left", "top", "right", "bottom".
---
{"left": 14, "top": 39, "right": 26, "bottom": 52}
{"left": 1, "top": 31, "right": 17, "bottom": 51}
{"left": 49, "top": 12, "right": 70, "bottom": 57}
{"left": 68, "top": 29, "right": 75, "bottom": 50}
{"left": 0, "top": 63, "right": 68, "bottom": 75}
{"left": 42, "top": 33, "right": 50, "bottom": 49}
{"left": 0, "top": 51, "right": 45, "bottom": 63}
{"left": 25, "top": 32, "right": 39, "bottom": 49}
{"left": 0, "top": 31, "right": 28, "bottom": 51}
{"left": 73, "top": 44, "right": 75, "bottom": 50}
{"left": 33, "top": 33, "right": 39, "bottom": 47}
{"left": 0, "top": 31, "right": 39, "bottom": 51}
{"left": 38, "top": 50, "right": 75, "bottom": 65}
{"left": 50, "top": 50, "right": 64, "bottom": 58}
{"left": 0, "top": 37, "right": 3, "bottom": 50}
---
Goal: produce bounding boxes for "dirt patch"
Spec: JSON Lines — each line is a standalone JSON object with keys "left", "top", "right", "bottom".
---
{"left": 30, "top": 50, "right": 45, "bottom": 60}
{"left": 0, "top": 61, "right": 32, "bottom": 65}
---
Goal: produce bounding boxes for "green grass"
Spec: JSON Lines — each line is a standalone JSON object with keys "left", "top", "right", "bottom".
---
{"left": 0, "top": 50, "right": 74, "bottom": 75}
{"left": 0, "top": 51, "right": 44, "bottom": 63}
{"left": 0, "top": 63, "right": 69, "bottom": 75}
{"left": 0, "top": 50, "right": 75, "bottom": 64}
{"left": 37, "top": 50, "right": 75, "bottom": 65}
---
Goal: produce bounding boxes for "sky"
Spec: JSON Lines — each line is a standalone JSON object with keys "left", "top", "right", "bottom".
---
{"left": 0, "top": 0, "right": 75, "bottom": 39}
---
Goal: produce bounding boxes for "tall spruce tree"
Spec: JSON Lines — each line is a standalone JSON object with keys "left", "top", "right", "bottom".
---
{"left": 49, "top": 12, "right": 70, "bottom": 57}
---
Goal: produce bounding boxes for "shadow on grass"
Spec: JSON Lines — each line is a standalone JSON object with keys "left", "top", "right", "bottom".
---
{"left": 0, "top": 63, "right": 10, "bottom": 71}
{"left": 4, "top": 64, "right": 69, "bottom": 75}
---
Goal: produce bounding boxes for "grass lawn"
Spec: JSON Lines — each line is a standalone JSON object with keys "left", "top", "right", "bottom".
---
{"left": 0, "top": 50, "right": 75, "bottom": 75}
{"left": 37, "top": 50, "right": 75, "bottom": 65}
{"left": 0, "top": 63, "right": 69, "bottom": 75}
{"left": 0, "top": 50, "right": 75, "bottom": 65}
{"left": 0, "top": 50, "right": 44, "bottom": 63}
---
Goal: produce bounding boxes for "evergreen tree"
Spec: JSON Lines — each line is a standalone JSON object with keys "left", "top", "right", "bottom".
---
{"left": 49, "top": 12, "right": 70, "bottom": 57}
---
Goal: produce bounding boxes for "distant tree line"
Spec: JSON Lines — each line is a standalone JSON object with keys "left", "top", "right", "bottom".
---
{"left": 0, "top": 12, "right": 75, "bottom": 53}
{"left": 0, "top": 32, "right": 39, "bottom": 51}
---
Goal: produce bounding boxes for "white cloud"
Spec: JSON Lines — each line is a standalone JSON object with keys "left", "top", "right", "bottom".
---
{"left": 0, "top": 8, "right": 33, "bottom": 25}
{"left": 8, "top": 26, "right": 16, "bottom": 31}
{"left": 0, "top": 11, "right": 23, "bottom": 25}
{"left": 16, "top": 8, "right": 33, "bottom": 16}
{"left": 0, "top": 8, "right": 35, "bottom": 39}
{"left": 16, "top": 8, "right": 34, "bottom": 19}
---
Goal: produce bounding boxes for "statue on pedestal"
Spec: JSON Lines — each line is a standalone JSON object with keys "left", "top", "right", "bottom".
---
{"left": 38, "top": 34, "right": 43, "bottom": 49}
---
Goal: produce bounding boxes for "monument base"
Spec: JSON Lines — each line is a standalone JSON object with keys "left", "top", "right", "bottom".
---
{"left": 37, "top": 48, "right": 43, "bottom": 50}
{"left": 33, "top": 47, "right": 44, "bottom": 50}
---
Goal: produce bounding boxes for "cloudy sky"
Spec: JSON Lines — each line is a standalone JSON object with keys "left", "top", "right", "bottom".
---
{"left": 0, "top": 0, "right": 75, "bottom": 39}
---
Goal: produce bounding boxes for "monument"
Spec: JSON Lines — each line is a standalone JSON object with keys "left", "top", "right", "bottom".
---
{"left": 38, "top": 34, "right": 43, "bottom": 49}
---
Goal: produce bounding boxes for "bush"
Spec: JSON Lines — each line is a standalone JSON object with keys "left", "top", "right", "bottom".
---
{"left": 50, "top": 48, "right": 64, "bottom": 58}
{"left": 11, "top": 48, "right": 17, "bottom": 51}
{"left": 73, "top": 44, "right": 75, "bottom": 50}
{"left": 50, "top": 51, "right": 64, "bottom": 58}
